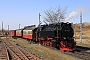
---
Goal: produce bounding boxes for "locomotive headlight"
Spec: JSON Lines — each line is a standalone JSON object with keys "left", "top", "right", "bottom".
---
{"left": 63, "top": 37, "right": 66, "bottom": 39}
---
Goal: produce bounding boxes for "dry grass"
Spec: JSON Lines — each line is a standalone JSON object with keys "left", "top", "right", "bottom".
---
{"left": 6, "top": 37, "right": 79, "bottom": 60}
{"left": 76, "top": 39, "right": 90, "bottom": 48}
{"left": 74, "top": 26, "right": 90, "bottom": 39}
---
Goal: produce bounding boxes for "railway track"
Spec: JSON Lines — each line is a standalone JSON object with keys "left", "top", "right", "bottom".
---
{"left": 2, "top": 38, "right": 42, "bottom": 60}
{"left": 75, "top": 46, "right": 90, "bottom": 60}
{"left": 63, "top": 46, "right": 90, "bottom": 60}
{"left": 0, "top": 39, "right": 9, "bottom": 60}
{"left": 42, "top": 43, "right": 90, "bottom": 60}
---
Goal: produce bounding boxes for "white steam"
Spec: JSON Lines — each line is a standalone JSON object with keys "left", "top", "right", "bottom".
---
{"left": 65, "top": 5, "right": 84, "bottom": 20}
{"left": 65, "top": 11, "right": 78, "bottom": 20}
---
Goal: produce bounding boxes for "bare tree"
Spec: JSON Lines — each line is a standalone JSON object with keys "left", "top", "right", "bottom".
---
{"left": 44, "top": 6, "right": 67, "bottom": 23}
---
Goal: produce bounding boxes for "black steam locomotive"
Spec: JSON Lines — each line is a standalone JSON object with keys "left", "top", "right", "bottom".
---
{"left": 32, "top": 22, "right": 76, "bottom": 51}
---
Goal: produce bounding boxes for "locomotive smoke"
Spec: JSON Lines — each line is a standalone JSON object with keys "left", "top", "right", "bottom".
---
{"left": 65, "top": 5, "right": 84, "bottom": 20}
{"left": 65, "top": 10, "right": 78, "bottom": 20}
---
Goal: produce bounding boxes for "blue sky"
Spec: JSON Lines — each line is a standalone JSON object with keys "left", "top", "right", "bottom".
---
{"left": 0, "top": 0, "right": 90, "bottom": 30}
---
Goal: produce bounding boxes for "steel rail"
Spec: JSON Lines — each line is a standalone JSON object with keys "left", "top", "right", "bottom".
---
{"left": 0, "top": 39, "right": 10, "bottom": 60}
{"left": 17, "top": 46, "right": 42, "bottom": 60}
{"left": 10, "top": 39, "right": 42, "bottom": 60}
{"left": 4, "top": 38, "right": 29, "bottom": 60}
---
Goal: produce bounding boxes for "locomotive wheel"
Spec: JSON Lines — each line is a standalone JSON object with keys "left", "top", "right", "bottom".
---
{"left": 56, "top": 44, "right": 60, "bottom": 49}
{"left": 52, "top": 44, "right": 56, "bottom": 48}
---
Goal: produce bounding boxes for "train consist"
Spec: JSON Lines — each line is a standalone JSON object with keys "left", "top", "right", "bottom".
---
{"left": 10, "top": 22, "right": 76, "bottom": 51}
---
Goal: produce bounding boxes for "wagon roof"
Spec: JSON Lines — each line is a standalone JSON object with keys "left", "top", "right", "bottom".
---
{"left": 16, "top": 29, "right": 23, "bottom": 30}
{"left": 23, "top": 25, "right": 36, "bottom": 30}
